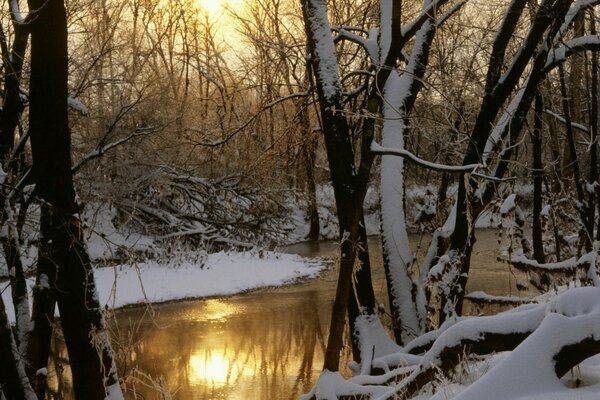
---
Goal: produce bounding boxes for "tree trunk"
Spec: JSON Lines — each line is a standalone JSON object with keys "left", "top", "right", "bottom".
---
{"left": 299, "top": 93, "right": 320, "bottom": 241}
{"left": 439, "top": 0, "right": 573, "bottom": 323}
{"left": 532, "top": 92, "right": 545, "bottom": 263}
{"left": 301, "top": 0, "right": 377, "bottom": 371}
{"left": 25, "top": 206, "right": 57, "bottom": 399}
{"left": 27, "top": 0, "right": 124, "bottom": 397}
{"left": 589, "top": 10, "right": 599, "bottom": 241}
{"left": 0, "top": 18, "right": 28, "bottom": 167}
{"left": 558, "top": 64, "right": 591, "bottom": 251}
{"left": 347, "top": 218, "right": 376, "bottom": 363}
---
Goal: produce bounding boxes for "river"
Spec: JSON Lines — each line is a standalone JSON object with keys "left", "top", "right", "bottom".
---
{"left": 46, "top": 230, "right": 532, "bottom": 399}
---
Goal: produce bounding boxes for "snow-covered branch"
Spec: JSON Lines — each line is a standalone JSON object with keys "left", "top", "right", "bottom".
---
{"left": 544, "top": 109, "right": 590, "bottom": 133}
{"left": 9, "top": 0, "right": 25, "bottom": 25}
{"left": 553, "top": 0, "right": 600, "bottom": 44}
{"left": 453, "top": 287, "right": 600, "bottom": 400}
{"left": 400, "top": 0, "right": 452, "bottom": 41}
{"left": 465, "top": 291, "right": 531, "bottom": 306}
{"left": 545, "top": 35, "right": 600, "bottom": 71}
{"left": 333, "top": 27, "right": 378, "bottom": 61}
{"left": 371, "top": 141, "right": 482, "bottom": 172}
{"left": 72, "top": 127, "right": 161, "bottom": 174}
{"left": 510, "top": 251, "right": 597, "bottom": 275}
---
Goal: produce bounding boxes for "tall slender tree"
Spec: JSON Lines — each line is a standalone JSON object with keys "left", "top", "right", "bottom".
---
{"left": 26, "top": 0, "right": 124, "bottom": 398}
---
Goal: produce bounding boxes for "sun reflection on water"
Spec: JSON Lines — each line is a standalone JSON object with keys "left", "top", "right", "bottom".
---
{"left": 189, "top": 351, "right": 231, "bottom": 385}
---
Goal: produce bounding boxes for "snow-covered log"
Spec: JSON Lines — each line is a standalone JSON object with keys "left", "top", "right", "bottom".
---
{"left": 452, "top": 287, "right": 600, "bottom": 400}
{"left": 508, "top": 251, "right": 600, "bottom": 287}
{"left": 394, "top": 303, "right": 546, "bottom": 398}
{"left": 464, "top": 291, "right": 531, "bottom": 306}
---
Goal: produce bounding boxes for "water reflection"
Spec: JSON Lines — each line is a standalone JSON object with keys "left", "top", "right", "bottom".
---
{"left": 48, "top": 286, "right": 331, "bottom": 399}
{"left": 47, "top": 230, "right": 530, "bottom": 399}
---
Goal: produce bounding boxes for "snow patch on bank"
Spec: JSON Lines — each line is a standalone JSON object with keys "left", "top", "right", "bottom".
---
{"left": 1, "top": 251, "right": 327, "bottom": 322}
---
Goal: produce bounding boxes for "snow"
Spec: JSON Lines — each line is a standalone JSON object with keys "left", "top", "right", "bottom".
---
{"left": 300, "top": 370, "right": 394, "bottom": 400}
{"left": 67, "top": 96, "right": 89, "bottom": 115}
{"left": 465, "top": 291, "right": 531, "bottom": 305}
{"left": 453, "top": 287, "right": 600, "bottom": 400}
{"left": 1, "top": 250, "right": 327, "bottom": 323}
{"left": 106, "top": 383, "right": 125, "bottom": 400}
{"left": 371, "top": 142, "right": 481, "bottom": 172}
{"left": 304, "top": 0, "right": 343, "bottom": 101}
{"left": 500, "top": 193, "right": 516, "bottom": 215}
{"left": 354, "top": 313, "right": 403, "bottom": 374}
{"left": 318, "top": 287, "right": 600, "bottom": 400}
{"left": 9, "top": 0, "right": 24, "bottom": 25}
{"left": 379, "top": 72, "right": 423, "bottom": 341}
{"left": 83, "top": 203, "right": 154, "bottom": 261}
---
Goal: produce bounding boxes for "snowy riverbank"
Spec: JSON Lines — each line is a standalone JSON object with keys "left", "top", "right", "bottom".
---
{"left": 1, "top": 250, "right": 327, "bottom": 323}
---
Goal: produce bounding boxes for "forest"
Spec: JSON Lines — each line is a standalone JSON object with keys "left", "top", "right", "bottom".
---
{"left": 2, "top": 0, "right": 600, "bottom": 399}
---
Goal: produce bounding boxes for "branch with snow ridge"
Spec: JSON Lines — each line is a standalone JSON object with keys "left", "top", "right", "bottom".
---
{"left": 544, "top": 109, "right": 590, "bottom": 133}
{"left": 508, "top": 252, "right": 600, "bottom": 287}
{"left": 387, "top": 303, "right": 547, "bottom": 398}
{"left": 371, "top": 142, "right": 482, "bottom": 173}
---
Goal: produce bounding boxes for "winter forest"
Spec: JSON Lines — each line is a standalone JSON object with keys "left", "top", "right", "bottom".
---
{"left": 2, "top": 0, "right": 600, "bottom": 398}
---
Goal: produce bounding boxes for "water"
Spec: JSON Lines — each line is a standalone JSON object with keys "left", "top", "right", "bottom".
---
{"left": 47, "top": 230, "right": 532, "bottom": 399}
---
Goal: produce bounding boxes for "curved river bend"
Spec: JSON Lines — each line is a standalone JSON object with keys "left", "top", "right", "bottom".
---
{"left": 47, "top": 231, "right": 531, "bottom": 399}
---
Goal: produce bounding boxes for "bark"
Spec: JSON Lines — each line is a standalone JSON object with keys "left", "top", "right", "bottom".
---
{"left": 0, "top": 14, "right": 29, "bottom": 167}
{"left": 558, "top": 63, "right": 592, "bottom": 250}
{"left": 302, "top": 0, "right": 368, "bottom": 371}
{"left": 298, "top": 91, "right": 320, "bottom": 241}
{"left": 532, "top": 92, "right": 545, "bottom": 263}
{"left": 25, "top": 206, "right": 57, "bottom": 398}
{"left": 589, "top": 11, "right": 599, "bottom": 241}
{"left": 347, "top": 218, "right": 377, "bottom": 363}
{"left": 27, "top": 0, "right": 123, "bottom": 397}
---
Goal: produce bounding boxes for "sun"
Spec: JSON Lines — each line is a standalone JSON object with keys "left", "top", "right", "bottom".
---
{"left": 195, "top": 0, "right": 229, "bottom": 15}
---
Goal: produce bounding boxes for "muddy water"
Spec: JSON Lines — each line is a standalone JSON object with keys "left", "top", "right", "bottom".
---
{"left": 47, "top": 230, "right": 532, "bottom": 399}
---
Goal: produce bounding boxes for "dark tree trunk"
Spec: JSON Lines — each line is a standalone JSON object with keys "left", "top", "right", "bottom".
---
{"left": 0, "top": 17, "right": 28, "bottom": 166}
{"left": 26, "top": 206, "right": 57, "bottom": 398}
{"left": 299, "top": 96, "right": 320, "bottom": 241}
{"left": 347, "top": 218, "right": 376, "bottom": 363}
{"left": 27, "top": 0, "right": 123, "bottom": 398}
{"left": 0, "top": 0, "right": 32, "bottom": 368}
{"left": 558, "top": 64, "right": 591, "bottom": 251}
{"left": 302, "top": 0, "right": 376, "bottom": 371}
{"left": 532, "top": 92, "right": 545, "bottom": 263}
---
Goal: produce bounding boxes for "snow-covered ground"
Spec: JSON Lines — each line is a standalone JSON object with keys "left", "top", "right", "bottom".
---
{"left": 1, "top": 250, "right": 327, "bottom": 323}
{"left": 1, "top": 201, "right": 328, "bottom": 323}
{"left": 303, "top": 286, "right": 600, "bottom": 400}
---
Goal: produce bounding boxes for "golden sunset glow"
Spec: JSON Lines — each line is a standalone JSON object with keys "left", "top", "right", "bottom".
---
{"left": 189, "top": 351, "right": 230, "bottom": 385}
{"left": 195, "top": 0, "right": 243, "bottom": 18}
{"left": 196, "top": 0, "right": 223, "bottom": 15}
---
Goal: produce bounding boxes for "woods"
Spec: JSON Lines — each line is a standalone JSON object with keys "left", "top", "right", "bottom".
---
{"left": 1, "top": 0, "right": 600, "bottom": 398}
